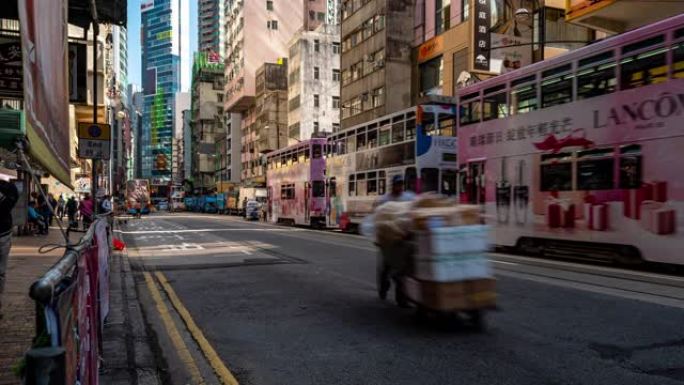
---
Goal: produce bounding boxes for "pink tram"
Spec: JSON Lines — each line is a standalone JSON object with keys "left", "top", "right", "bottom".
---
{"left": 456, "top": 14, "right": 684, "bottom": 264}
{"left": 266, "top": 138, "right": 328, "bottom": 227}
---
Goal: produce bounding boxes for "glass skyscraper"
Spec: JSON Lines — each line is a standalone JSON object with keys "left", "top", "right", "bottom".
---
{"left": 140, "top": 0, "right": 190, "bottom": 187}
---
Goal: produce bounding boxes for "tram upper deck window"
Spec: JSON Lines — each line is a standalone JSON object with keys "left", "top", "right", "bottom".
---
{"left": 378, "top": 171, "right": 386, "bottom": 195}
{"left": 510, "top": 75, "right": 537, "bottom": 115}
{"left": 483, "top": 85, "right": 507, "bottom": 121}
{"left": 367, "top": 171, "right": 378, "bottom": 196}
{"left": 406, "top": 118, "right": 416, "bottom": 140}
{"left": 620, "top": 35, "right": 667, "bottom": 90}
{"left": 577, "top": 51, "right": 616, "bottom": 100}
{"left": 348, "top": 174, "right": 356, "bottom": 196}
{"left": 422, "top": 113, "right": 436, "bottom": 136}
{"left": 439, "top": 116, "right": 456, "bottom": 136}
{"left": 367, "top": 127, "right": 378, "bottom": 148}
{"left": 356, "top": 173, "right": 367, "bottom": 196}
{"left": 313, "top": 144, "right": 323, "bottom": 159}
{"left": 542, "top": 64, "right": 573, "bottom": 108}
{"left": 346, "top": 132, "right": 356, "bottom": 152}
{"left": 459, "top": 92, "right": 481, "bottom": 125}
{"left": 392, "top": 120, "right": 405, "bottom": 143}
{"left": 379, "top": 124, "right": 391, "bottom": 146}
{"left": 673, "top": 28, "right": 684, "bottom": 78}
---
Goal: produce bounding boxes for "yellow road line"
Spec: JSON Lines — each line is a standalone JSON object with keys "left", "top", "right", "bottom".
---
{"left": 143, "top": 272, "right": 205, "bottom": 385}
{"left": 156, "top": 271, "right": 240, "bottom": 385}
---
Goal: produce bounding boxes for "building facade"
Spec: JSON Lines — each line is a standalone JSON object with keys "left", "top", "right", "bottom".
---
{"left": 288, "top": 24, "right": 341, "bottom": 139}
{"left": 173, "top": 92, "right": 190, "bottom": 184}
{"left": 340, "top": 0, "right": 415, "bottom": 129}
{"left": 199, "top": 0, "right": 225, "bottom": 56}
{"left": 140, "top": 0, "right": 190, "bottom": 190}
{"left": 127, "top": 84, "right": 144, "bottom": 180}
{"left": 191, "top": 52, "right": 225, "bottom": 191}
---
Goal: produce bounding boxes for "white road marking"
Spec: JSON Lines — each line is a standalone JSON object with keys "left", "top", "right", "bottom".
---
{"left": 492, "top": 260, "right": 519, "bottom": 266}
{"left": 118, "top": 228, "right": 306, "bottom": 234}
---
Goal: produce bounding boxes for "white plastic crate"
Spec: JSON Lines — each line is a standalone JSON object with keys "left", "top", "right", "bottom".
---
{"left": 416, "top": 225, "right": 490, "bottom": 257}
{"left": 413, "top": 255, "right": 492, "bottom": 282}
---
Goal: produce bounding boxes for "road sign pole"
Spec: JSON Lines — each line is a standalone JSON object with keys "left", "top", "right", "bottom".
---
{"left": 92, "top": 22, "right": 98, "bottom": 215}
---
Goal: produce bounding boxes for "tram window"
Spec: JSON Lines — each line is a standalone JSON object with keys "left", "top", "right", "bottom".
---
{"left": 577, "top": 61, "right": 616, "bottom": 100}
{"left": 329, "top": 178, "right": 337, "bottom": 197}
{"left": 443, "top": 153, "right": 457, "bottom": 163}
{"left": 421, "top": 168, "right": 439, "bottom": 193}
{"left": 619, "top": 145, "right": 642, "bottom": 189}
{"left": 441, "top": 169, "right": 458, "bottom": 196}
{"left": 346, "top": 134, "right": 356, "bottom": 152}
{"left": 281, "top": 184, "right": 295, "bottom": 200}
{"left": 378, "top": 171, "right": 386, "bottom": 195}
{"left": 673, "top": 42, "right": 684, "bottom": 79}
{"left": 356, "top": 173, "right": 367, "bottom": 196}
{"left": 379, "top": 127, "right": 390, "bottom": 146}
{"left": 356, "top": 131, "right": 366, "bottom": 150}
{"left": 313, "top": 144, "right": 322, "bottom": 159}
{"left": 392, "top": 121, "right": 405, "bottom": 143}
{"left": 439, "top": 116, "right": 456, "bottom": 136}
{"left": 510, "top": 83, "right": 537, "bottom": 115}
{"left": 367, "top": 172, "right": 378, "bottom": 196}
{"left": 348, "top": 175, "right": 356, "bottom": 196}
{"left": 405, "top": 167, "right": 417, "bottom": 192}
{"left": 305, "top": 148, "right": 310, "bottom": 160}
{"left": 406, "top": 118, "right": 416, "bottom": 140}
{"left": 312, "top": 181, "right": 325, "bottom": 198}
{"left": 620, "top": 47, "right": 668, "bottom": 90}
{"left": 542, "top": 73, "right": 573, "bottom": 108}
{"left": 367, "top": 129, "right": 378, "bottom": 148}
{"left": 577, "top": 158, "right": 614, "bottom": 190}
{"left": 459, "top": 99, "right": 481, "bottom": 125}
{"left": 623, "top": 35, "right": 665, "bottom": 55}
{"left": 483, "top": 92, "right": 507, "bottom": 121}
{"left": 540, "top": 163, "right": 573, "bottom": 192}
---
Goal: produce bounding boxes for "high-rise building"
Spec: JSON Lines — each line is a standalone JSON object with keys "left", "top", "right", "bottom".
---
{"left": 174, "top": 92, "right": 190, "bottom": 184}
{"left": 191, "top": 52, "right": 225, "bottom": 191}
{"left": 198, "top": 0, "right": 225, "bottom": 57}
{"left": 288, "top": 24, "right": 341, "bottom": 139}
{"left": 224, "top": 0, "right": 304, "bottom": 185}
{"left": 304, "top": 0, "right": 340, "bottom": 31}
{"left": 340, "top": 0, "right": 415, "bottom": 129}
{"left": 127, "top": 84, "right": 144, "bottom": 180}
{"left": 141, "top": 0, "right": 190, "bottom": 191}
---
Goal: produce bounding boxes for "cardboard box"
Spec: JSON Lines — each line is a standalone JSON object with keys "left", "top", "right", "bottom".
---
{"left": 411, "top": 205, "right": 481, "bottom": 230}
{"left": 414, "top": 255, "right": 492, "bottom": 282}
{"left": 402, "top": 277, "right": 497, "bottom": 311}
{"left": 415, "top": 225, "right": 490, "bottom": 257}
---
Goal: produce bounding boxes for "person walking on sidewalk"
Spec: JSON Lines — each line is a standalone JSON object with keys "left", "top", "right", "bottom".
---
{"left": 0, "top": 180, "right": 19, "bottom": 319}
{"left": 66, "top": 196, "right": 78, "bottom": 228}
{"left": 79, "top": 193, "right": 94, "bottom": 230}
{"left": 56, "top": 194, "right": 65, "bottom": 220}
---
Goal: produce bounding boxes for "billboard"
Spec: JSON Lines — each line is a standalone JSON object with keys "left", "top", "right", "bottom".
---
{"left": 19, "top": 0, "right": 71, "bottom": 185}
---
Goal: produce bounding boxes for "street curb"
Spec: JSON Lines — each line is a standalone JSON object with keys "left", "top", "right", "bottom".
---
{"left": 100, "top": 220, "right": 164, "bottom": 385}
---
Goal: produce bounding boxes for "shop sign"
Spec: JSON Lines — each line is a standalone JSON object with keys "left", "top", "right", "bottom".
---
{"left": 473, "top": 0, "right": 491, "bottom": 71}
{"left": 418, "top": 35, "right": 444, "bottom": 63}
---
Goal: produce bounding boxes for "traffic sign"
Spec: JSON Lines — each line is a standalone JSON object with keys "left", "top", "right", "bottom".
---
{"left": 78, "top": 122, "right": 111, "bottom": 160}
{"left": 78, "top": 122, "right": 111, "bottom": 140}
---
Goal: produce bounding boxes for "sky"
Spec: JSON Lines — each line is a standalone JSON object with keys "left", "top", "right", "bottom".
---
{"left": 127, "top": 0, "right": 198, "bottom": 87}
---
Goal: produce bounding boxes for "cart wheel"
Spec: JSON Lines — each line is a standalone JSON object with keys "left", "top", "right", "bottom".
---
{"left": 415, "top": 306, "right": 429, "bottom": 323}
{"left": 469, "top": 310, "right": 487, "bottom": 333}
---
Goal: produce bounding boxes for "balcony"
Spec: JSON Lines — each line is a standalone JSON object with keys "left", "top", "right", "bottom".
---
{"left": 565, "top": 0, "right": 684, "bottom": 34}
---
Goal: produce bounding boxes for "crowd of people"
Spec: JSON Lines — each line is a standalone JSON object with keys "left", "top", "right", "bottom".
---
{"left": 25, "top": 192, "right": 113, "bottom": 235}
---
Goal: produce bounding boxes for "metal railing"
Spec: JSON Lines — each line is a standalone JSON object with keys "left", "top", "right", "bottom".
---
{"left": 24, "top": 215, "right": 112, "bottom": 385}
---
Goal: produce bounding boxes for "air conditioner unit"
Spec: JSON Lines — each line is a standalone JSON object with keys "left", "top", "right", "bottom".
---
{"left": 0, "top": 109, "right": 25, "bottom": 149}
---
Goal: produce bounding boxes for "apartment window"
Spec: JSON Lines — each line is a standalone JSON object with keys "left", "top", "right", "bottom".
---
{"left": 314, "top": 94, "right": 320, "bottom": 107}
{"left": 435, "top": 0, "right": 451, "bottom": 35}
{"left": 309, "top": 10, "right": 315, "bottom": 20}
{"left": 372, "top": 87, "right": 385, "bottom": 108}
{"left": 314, "top": 66, "right": 320, "bottom": 80}
{"left": 317, "top": 12, "right": 325, "bottom": 21}
{"left": 314, "top": 39, "right": 320, "bottom": 52}
{"left": 332, "top": 96, "right": 340, "bottom": 109}
{"left": 420, "top": 56, "right": 443, "bottom": 94}
{"left": 332, "top": 69, "right": 341, "bottom": 81}
{"left": 266, "top": 0, "right": 273, "bottom": 11}
{"left": 332, "top": 42, "right": 341, "bottom": 54}
{"left": 333, "top": 123, "right": 340, "bottom": 132}
{"left": 267, "top": 20, "right": 278, "bottom": 30}
{"left": 313, "top": 121, "right": 319, "bottom": 132}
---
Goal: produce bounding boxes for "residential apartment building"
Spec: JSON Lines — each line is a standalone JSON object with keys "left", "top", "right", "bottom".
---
{"left": 288, "top": 24, "right": 341, "bottom": 139}
{"left": 199, "top": 0, "right": 225, "bottom": 56}
{"left": 174, "top": 92, "right": 190, "bottom": 184}
{"left": 140, "top": 0, "right": 190, "bottom": 189}
{"left": 224, "top": 0, "right": 304, "bottom": 185}
{"left": 127, "top": 84, "right": 144, "bottom": 180}
{"left": 340, "top": 0, "right": 415, "bottom": 129}
{"left": 191, "top": 53, "right": 225, "bottom": 191}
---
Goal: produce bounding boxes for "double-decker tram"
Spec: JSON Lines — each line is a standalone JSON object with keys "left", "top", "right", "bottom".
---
{"left": 266, "top": 138, "right": 328, "bottom": 226}
{"left": 326, "top": 100, "right": 460, "bottom": 231}
{"left": 456, "top": 14, "right": 684, "bottom": 264}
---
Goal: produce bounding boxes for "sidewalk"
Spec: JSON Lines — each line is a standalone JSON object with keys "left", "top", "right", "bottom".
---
{"left": 0, "top": 227, "right": 77, "bottom": 385}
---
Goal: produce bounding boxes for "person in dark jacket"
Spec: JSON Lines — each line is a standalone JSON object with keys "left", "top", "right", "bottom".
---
{"left": 66, "top": 196, "right": 78, "bottom": 228}
{"left": 0, "top": 180, "right": 18, "bottom": 319}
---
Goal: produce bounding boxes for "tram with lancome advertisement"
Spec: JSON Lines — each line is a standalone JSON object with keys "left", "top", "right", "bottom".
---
{"left": 456, "top": 14, "right": 684, "bottom": 265}
{"left": 326, "top": 100, "right": 460, "bottom": 231}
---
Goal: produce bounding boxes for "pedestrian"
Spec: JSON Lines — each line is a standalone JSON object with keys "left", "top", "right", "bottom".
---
{"left": 242, "top": 197, "right": 248, "bottom": 219}
{"left": 37, "top": 196, "right": 51, "bottom": 234}
{"left": 100, "top": 194, "right": 112, "bottom": 213}
{"left": 79, "top": 193, "right": 94, "bottom": 230}
{"left": 27, "top": 201, "right": 48, "bottom": 235}
{"left": 48, "top": 194, "right": 57, "bottom": 226}
{"left": 0, "top": 180, "right": 18, "bottom": 319}
{"left": 56, "top": 194, "right": 65, "bottom": 220}
{"left": 66, "top": 196, "right": 78, "bottom": 228}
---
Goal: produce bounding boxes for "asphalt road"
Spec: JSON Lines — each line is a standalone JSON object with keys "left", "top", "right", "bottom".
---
{"left": 120, "top": 213, "right": 684, "bottom": 385}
